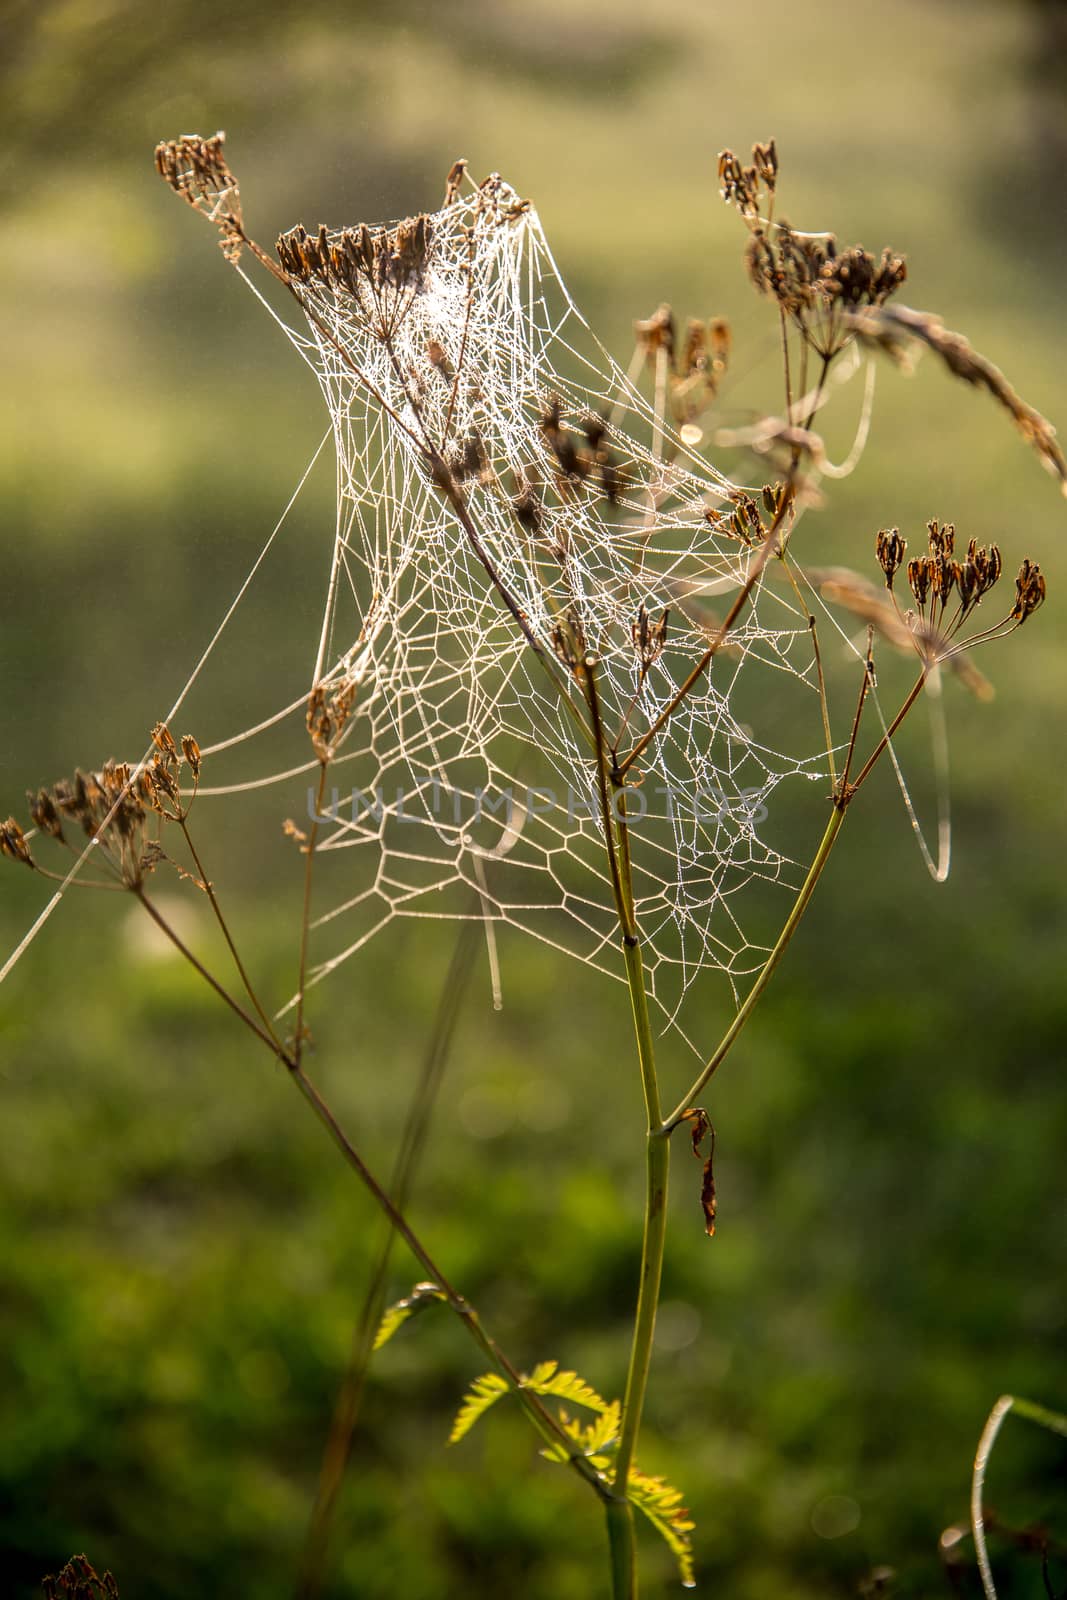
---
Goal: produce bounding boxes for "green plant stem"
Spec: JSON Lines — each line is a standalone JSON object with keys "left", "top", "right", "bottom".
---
{"left": 663, "top": 800, "right": 847, "bottom": 1131}
{"left": 584, "top": 664, "right": 667, "bottom": 1596}
{"left": 606, "top": 1498, "right": 638, "bottom": 1599}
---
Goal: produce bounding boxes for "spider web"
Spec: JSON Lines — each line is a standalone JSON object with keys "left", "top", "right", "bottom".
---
{"left": 227, "top": 171, "right": 830, "bottom": 1039}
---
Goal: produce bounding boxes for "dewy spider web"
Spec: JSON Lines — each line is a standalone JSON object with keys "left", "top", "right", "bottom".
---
{"left": 236, "top": 170, "right": 831, "bottom": 1040}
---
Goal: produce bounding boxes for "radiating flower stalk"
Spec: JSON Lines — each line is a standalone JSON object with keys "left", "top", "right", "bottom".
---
{"left": 5, "top": 133, "right": 1058, "bottom": 1599}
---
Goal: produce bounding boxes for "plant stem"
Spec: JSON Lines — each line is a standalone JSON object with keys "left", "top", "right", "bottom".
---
{"left": 662, "top": 801, "right": 846, "bottom": 1131}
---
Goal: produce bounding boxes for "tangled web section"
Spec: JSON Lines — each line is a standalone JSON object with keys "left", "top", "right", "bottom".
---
{"left": 231, "top": 172, "right": 831, "bottom": 1040}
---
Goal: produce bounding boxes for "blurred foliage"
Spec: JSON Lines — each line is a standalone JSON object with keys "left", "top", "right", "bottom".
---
{"left": 1, "top": 1, "right": 1066, "bottom": 1597}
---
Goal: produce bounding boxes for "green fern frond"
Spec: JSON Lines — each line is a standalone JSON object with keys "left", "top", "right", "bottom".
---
{"left": 624, "top": 1466, "right": 697, "bottom": 1589}
{"left": 448, "top": 1372, "right": 510, "bottom": 1445}
{"left": 522, "top": 1360, "right": 610, "bottom": 1414}
{"left": 372, "top": 1281, "right": 446, "bottom": 1352}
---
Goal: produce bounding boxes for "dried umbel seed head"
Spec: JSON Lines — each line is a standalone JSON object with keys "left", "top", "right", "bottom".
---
{"left": 1011, "top": 559, "right": 1046, "bottom": 623}
{"left": 539, "top": 395, "right": 585, "bottom": 482}
{"left": 14, "top": 756, "right": 169, "bottom": 889}
{"left": 307, "top": 678, "right": 358, "bottom": 763}
{"left": 954, "top": 539, "right": 1002, "bottom": 611}
{"left": 743, "top": 222, "right": 906, "bottom": 359}
{"left": 154, "top": 132, "right": 244, "bottom": 263}
{"left": 277, "top": 213, "right": 435, "bottom": 299}
{"left": 718, "top": 146, "right": 771, "bottom": 220}
{"left": 550, "top": 608, "right": 587, "bottom": 674}
{"left": 907, "top": 556, "right": 931, "bottom": 608}
{"left": 926, "top": 519, "right": 955, "bottom": 558}
{"left": 632, "top": 603, "right": 670, "bottom": 675}
{"left": 511, "top": 477, "right": 543, "bottom": 534}
{"left": 752, "top": 138, "right": 778, "bottom": 191}
{"left": 876, "top": 528, "right": 907, "bottom": 588}
{"left": 634, "top": 304, "right": 676, "bottom": 364}
{"left": 0, "top": 817, "right": 34, "bottom": 868}
{"left": 152, "top": 721, "right": 179, "bottom": 760}
{"left": 181, "top": 735, "right": 202, "bottom": 779}
{"left": 28, "top": 787, "right": 64, "bottom": 840}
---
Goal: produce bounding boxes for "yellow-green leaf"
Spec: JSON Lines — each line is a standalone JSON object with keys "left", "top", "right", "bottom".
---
{"left": 623, "top": 1466, "right": 697, "bottom": 1589}
{"left": 522, "top": 1362, "right": 610, "bottom": 1415}
{"left": 448, "top": 1372, "right": 510, "bottom": 1445}
{"left": 372, "top": 1282, "right": 446, "bottom": 1352}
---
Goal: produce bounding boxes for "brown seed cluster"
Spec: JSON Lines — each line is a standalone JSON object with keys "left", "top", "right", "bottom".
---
{"left": 706, "top": 486, "right": 788, "bottom": 548}
{"left": 2, "top": 725, "right": 201, "bottom": 889}
{"left": 632, "top": 603, "right": 670, "bottom": 678}
{"left": 550, "top": 607, "right": 589, "bottom": 674}
{"left": 154, "top": 132, "right": 244, "bottom": 263}
{"left": 719, "top": 140, "right": 906, "bottom": 362}
{"left": 634, "top": 304, "right": 732, "bottom": 435}
{"left": 873, "top": 520, "right": 1045, "bottom": 671}
{"left": 745, "top": 228, "right": 906, "bottom": 357}
{"left": 718, "top": 141, "right": 778, "bottom": 219}
{"left": 276, "top": 214, "right": 434, "bottom": 297}
{"left": 539, "top": 396, "right": 621, "bottom": 504}
{"left": 307, "top": 679, "right": 358, "bottom": 764}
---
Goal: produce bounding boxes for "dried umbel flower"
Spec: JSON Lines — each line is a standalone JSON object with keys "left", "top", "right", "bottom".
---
{"left": 1011, "top": 558, "right": 1046, "bottom": 623}
{"left": 537, "top": 395, "right": 621, "bottom": 506}
{"left": 550, "top": 607, "right": 588, "bottom": 674}
{"left": 744, "top": 224, "right": 906, "bottom": 359}
{"left": 718, "top": 142, "right": 777, "bottom": 219}
{"left": 276, "top": 213, "right": 435, "bottom": 299}
{"left": 632, "top": 603, "right": 669, "bottom": 678}
{"left": 876, "top": 528, "right": 907, "bottom": 589}
{"left": 4, "top": 728, "right": 204, "bottom": 891}
{"left": 307, "top": 678, "right": 358, "bottom": 764}
{"left": 872, "top": 520, "right": 1046, "bottom": 675}
{"left": 0, "top": 817, "right": 34, "bottom": 868}
{"left": 155, "top": 132, "right": 245, "bottom": 263}
{"left": 634, "top": 303, "right": 676, "bottom": 364}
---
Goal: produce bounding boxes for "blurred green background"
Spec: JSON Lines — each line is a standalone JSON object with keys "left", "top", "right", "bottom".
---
{"left": 2, "top": 1, "right": 1066, "bottom": 1595}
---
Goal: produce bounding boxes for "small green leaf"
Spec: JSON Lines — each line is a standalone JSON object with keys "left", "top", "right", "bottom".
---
{"left": 623, "top": 1466, "right": 697, "bottom": 1589}
{"left": 522, "top": 1362, "right": 610, "bottom": 1415}
{"left": 448, "top": 1372, "right": 510, "bottom": 1445}
{"left": 372, "top": 1281, "right": 446, "bottom": 1352}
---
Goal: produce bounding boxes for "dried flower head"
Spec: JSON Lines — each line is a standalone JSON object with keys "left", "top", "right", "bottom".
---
{"left": 155, "top": 132, "right": 245, "bottom": 263}
{"left": 550, "top": 607, "right": 588, "bottom": 674}
{"left": 307, "top": 678, "right": 358, "bottom": 763}
{"left": 875, "top": 528, "right": 907, "bottom": 589}
{"left": 632, "top": 603, "right": 670, "bottom": 678}
{"left": 873, "top": 520, "right": 1045, "bottom": 675}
